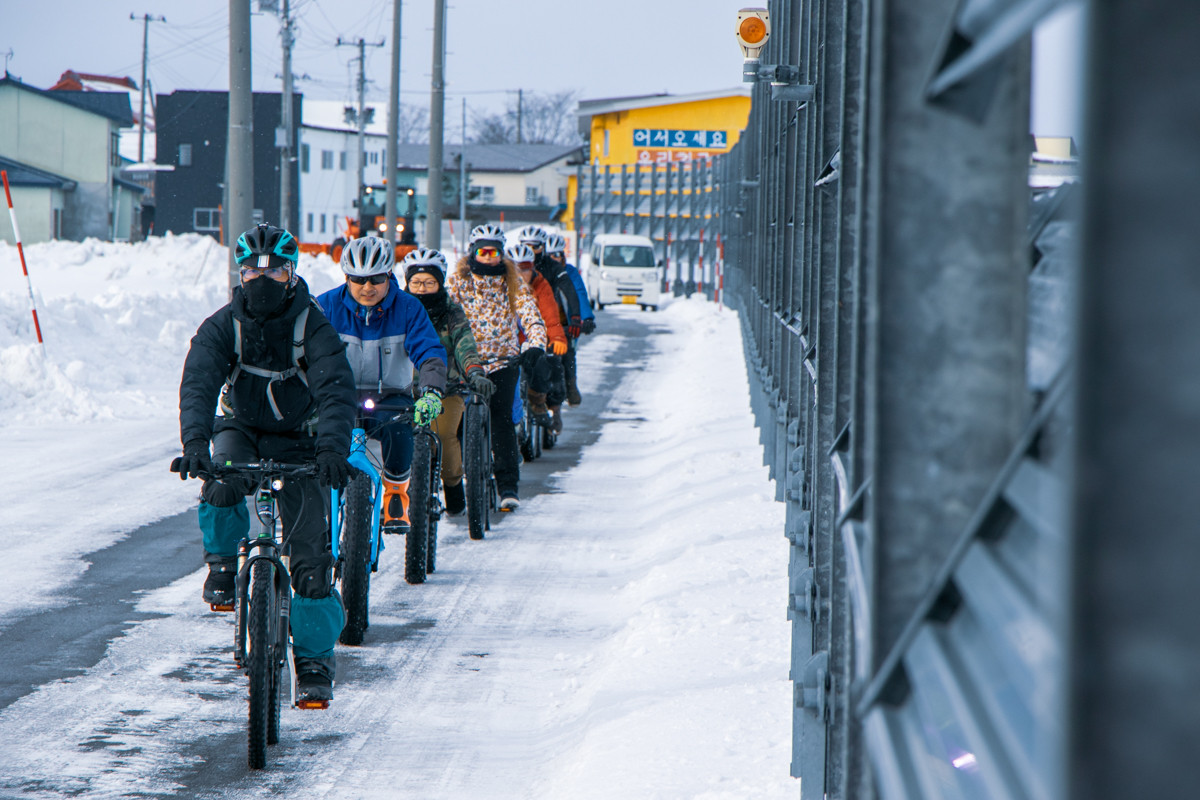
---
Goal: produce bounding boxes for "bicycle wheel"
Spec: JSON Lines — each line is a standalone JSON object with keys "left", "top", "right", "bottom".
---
{"left": 267, "top": 595, "right": 285, "bottom": 745}
{"left": 530, "top": 405, "right": 543, "bottom": 460}
{"left": 338, "top": 475, "right": 373, "bottom": 645}
{"left": 426, "top": 438, "right": 441, "bottom": 574}
{"left": 247, "top": 559, "right": 274, "bottom": 769}
{"left": 464, "top": 401, "right": 488, "bottom": 540}
{"left": 405, "top": 433, "right": 432, "bottom": 585}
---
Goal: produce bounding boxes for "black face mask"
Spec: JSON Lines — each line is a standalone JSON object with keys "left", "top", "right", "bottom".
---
{"left": 468, "top": 255, "right": 507, "bottom": 276}
{"left": 243, "top": 277, "right": 289, "bottom": 319}
{"left": 414, "top": 288, "right": 447, "bottom": 312}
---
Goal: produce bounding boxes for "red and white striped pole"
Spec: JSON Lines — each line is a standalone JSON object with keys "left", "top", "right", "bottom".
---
{"left": 1, "top": 170, "right": 47, "bottom": 355}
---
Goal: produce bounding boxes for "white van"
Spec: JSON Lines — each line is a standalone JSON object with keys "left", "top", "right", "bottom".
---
{"left": 583, "top": 234, "right": 662, "bottom": 311}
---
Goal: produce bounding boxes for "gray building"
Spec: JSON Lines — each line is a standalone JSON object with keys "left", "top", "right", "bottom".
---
{"left": 0, "top": 76, "right": 141, "bottom": 243}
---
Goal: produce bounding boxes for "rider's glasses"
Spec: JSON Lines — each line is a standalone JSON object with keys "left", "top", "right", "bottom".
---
{"left": 240, "top": 265, "right": 291, "bottom": 281}
{"left": 348, "top": 274, "right": 389, "bottom": 286}
{"left": 474, "top": 246, "right": 500, "bottom": 259}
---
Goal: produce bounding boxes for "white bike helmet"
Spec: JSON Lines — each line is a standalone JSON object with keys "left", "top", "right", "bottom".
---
{"left": 468, "top": 223, "right": 505, "bottom": 247}
{"left": 505, "top": 242, "right": 536, "bottom": 264}
{"left": 544, "top": 233, "right": 566, "bottom": 255}
{"left": 515, "top": 225, "right": 547, "bottom": 247}
{"left": 401, "top": 246, "right": 448, "bottom": 274}
{"left": 340, "top": 235, "right": 394, "bottom": 276}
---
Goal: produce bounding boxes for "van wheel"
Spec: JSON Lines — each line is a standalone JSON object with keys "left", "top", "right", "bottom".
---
{"left": 589, "top": 297, "right": 597, "bottom": 311}
{"left": 595, "top": 302, "right": 604, "bottom": 311}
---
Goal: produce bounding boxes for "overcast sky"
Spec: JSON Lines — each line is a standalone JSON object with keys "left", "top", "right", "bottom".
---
{"left": 2, "top": 0, "right": 1085, "bottom": 139}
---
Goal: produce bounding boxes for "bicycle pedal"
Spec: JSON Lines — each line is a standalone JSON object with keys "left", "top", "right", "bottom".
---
{"left": 209, "top": 602, "right": 235, "bottom": 613}
{"left": 295, "top": 699, "right": 330, "bottom": 710}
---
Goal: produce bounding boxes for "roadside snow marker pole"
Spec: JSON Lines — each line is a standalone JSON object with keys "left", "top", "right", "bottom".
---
{"left": 1, "top": 170, "right": 47, "bottom": 357}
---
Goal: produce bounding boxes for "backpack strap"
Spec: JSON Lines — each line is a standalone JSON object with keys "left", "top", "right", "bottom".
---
{"left": 226, "top": 305, "right": 311, "bottom": 421}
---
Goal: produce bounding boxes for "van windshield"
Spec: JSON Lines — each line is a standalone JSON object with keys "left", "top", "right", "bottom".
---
{"left": 602, "top": 245, "right": 655, "bottom": 268}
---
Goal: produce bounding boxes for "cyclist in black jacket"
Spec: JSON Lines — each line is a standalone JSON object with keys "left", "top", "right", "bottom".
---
{"left": 515, "top": 225, "right": 583, "bottom": 338}
{"left": 171, "top": 223, "right": 357, "bottom": 706}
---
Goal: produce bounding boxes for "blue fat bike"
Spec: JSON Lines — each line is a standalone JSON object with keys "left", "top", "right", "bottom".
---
{"left": 209, "top": 459, "right": 321, "bottom": 769}
{"left": 332, "top": 403, "right": 443, "bottom": 646}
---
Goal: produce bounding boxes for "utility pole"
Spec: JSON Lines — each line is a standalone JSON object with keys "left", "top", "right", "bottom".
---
{"left": 227, "top": 0, "right": 253, "bottom": 290}
{"left": 278, "top": 0, "right": 294, "bottom": 233}
{"left": 426, "top": 0, "right": 447, "bottom": 248}
{"left": 338, "top": 36, "right": 384, "bottom": 231}
{"left": 385, "top": 0, "right": 402, "bottom": 247}
{"left": 459, "top": 96, "right": 467, "bottom": 255}
{"left": 516, "top": 88, "right": 523, "bottom": 144}
{"left": 130, "top": 13, "right": 166, "bottom": 163}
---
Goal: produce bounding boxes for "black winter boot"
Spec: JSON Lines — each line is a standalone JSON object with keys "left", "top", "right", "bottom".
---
{"left": 202, "top": 560, "right": 237, "bottom": 610}
{"left": 295, "top": 656, "right": 336, "bottom": 707}
{"left": 444, "top": 481, "right": 466, "bottom": 515}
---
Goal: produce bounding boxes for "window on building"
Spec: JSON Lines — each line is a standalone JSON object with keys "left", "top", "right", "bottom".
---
{"left": 603, "top": 129, "right": 609, "bottom": 157}
{"left": 340, "top": 151, "right": 348, "bottom": 171}
{"left": 193, "top": 207, "right": 220, "bottom": 231}
{"left": 53, "top": 208, "right": 62, "bottom": 239}
{"left": 321, "top": 150, "right": 334, "bottom": 170}
{"left": 525, "top": 186, "right": 540, "bottom": 205}
{"left": 301, "top": 144, "right": 310, "bottom": 173}
{"left": 307, "top": 213, "right": 314, "bottom": 233}
{"left": 179, "top": 144, "right": 193, "bottom": 167}
{"left": 558, "top": 187, "right": 568, "bottom": 204}
{"left": 111, "top": 132, "right": 121, "bottom": 167}
{"left": 468, "top": 185, "right": 495, "bottom": 204}
{"left": 320, "top": 214, "right": 326, "bottom": 233}
{"left": 252, "top": 208, "right": 265, "bottom": 224}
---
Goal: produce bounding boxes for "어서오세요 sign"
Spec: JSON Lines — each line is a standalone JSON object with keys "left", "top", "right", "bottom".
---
{"left": 633, "top": 128, "right": 730, "bottom": 165}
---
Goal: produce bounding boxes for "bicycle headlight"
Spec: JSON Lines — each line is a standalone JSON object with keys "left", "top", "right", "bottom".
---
{"left": 271, "top": 478, "right": 284, "bottom": 491}
{"left": 363, "top": 398, "right": 375, "bottom": 410}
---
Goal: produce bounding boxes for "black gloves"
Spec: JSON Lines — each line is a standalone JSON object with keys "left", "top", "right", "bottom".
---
{"left": 567, "top": 316, "right": 582, "bottom": 338}
{"left": 467, "top": 369, "right": 496, "bottom": 401}
{"left": 581, "top": 318, "right": 596, "bottom": 335}
{"left": 170, "top": 439, "right": 212, "bottom": 480}
{"left": 521, "top": 347, "right": 545, "bottom": 372}
{"left": 316, "top": 451, "right": 355, "bottom": 491}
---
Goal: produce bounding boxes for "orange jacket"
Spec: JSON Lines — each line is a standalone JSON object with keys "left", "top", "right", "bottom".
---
{"left": 525, "top": 272, "right": 567, "bottom": 348}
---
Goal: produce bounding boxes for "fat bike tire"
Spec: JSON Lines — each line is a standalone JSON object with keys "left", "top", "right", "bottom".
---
{"left": 465, "top": 403, "right": 488, "bottom": 541}
{"left": 338, "top": 475, "right": 373, "bottom": 645}
{"left": 405, "top": 434, "right": 432, "bottom": 585}
{"left": 247, "top": 560, "right": 274, "bottom": 769}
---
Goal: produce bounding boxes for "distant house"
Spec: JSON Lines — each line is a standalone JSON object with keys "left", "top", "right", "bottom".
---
{"left": 296, "top": 109, "right": 581, "bottom": 245}
{"left": 0, "top": 155, "right": 76, "bottom": 244}
{"left": 0, "top": 75, "right": 143, "bottom": 243}
{"left": 154, "top": 90, "right": 301, "bottom": 238}
{"left": 48, "top": 70, "right": 153, "bottom": 163}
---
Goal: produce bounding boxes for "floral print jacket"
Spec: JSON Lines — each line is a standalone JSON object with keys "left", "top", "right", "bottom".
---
{"left": 447, "top": 260, "right": 547, "bottom": 373}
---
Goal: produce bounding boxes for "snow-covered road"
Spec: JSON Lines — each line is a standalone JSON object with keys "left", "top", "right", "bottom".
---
{"left": 0, "top": 237, "right": 792, "bottom": 798}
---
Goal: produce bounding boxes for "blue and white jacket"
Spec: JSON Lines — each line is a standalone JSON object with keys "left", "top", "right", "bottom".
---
{"left": 316, "top": 276, "right": 448, "bottom": 399}
{"left": 564, "top": 263, "right": 595, "bottom": 322}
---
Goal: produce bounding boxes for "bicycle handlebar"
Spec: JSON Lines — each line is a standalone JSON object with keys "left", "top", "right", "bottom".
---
{"left": 205, "top": 460, "right": 320, "bottom": 481}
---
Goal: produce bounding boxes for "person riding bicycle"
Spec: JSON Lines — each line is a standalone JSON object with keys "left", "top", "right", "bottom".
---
{"left": 315, "top": 236, "right": 448, "bottom": 536}
{"left": 506, "top": 241, "right": 569, "bottom": 433}
{"left": 515, "top": 225, "right": 583, "bottom": 342}
{"left": 544, "top": 232, "right": 596, "bottom": 407}
{"left": 401, "top": 247, "right": 495, "bottom": 516}
{"left": 447, "top": 223, "right": 547, "bottom": 511}
{"left": 171, "top": 222, "right": 357, "bottom": 706}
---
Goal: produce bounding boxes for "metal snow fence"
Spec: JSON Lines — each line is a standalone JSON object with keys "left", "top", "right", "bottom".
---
{"left": 574, "top": 160, "right": 723, "bottom": 299}
{"left": 711, "top": 0, "right": 1095, "bottom": 798}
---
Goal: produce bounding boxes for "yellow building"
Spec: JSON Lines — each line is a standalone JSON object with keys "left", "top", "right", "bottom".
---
{"left": 563, "top": 88, "right": 751, "bottom": 232}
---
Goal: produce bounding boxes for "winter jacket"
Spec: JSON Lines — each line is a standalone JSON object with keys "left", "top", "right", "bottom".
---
{"left": 447, "top": 258, "right": 547, "bottom": 373}
{"left": 316, "top": 276, "right": 447, "bottom": 399}
{"left": 417, "top": 290, "right": 486, "bottom": 394}
{"left": 524, "top": 271, "right": 567, "bottom": 348}
{"left": 563, "top": 263, "right": 595, "bottom": 322}
{"left": 179, "top": 277, "right": 356, "bottom": 457}
{"left": 535, "top": 254, "right": 582, "bottom": 322}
